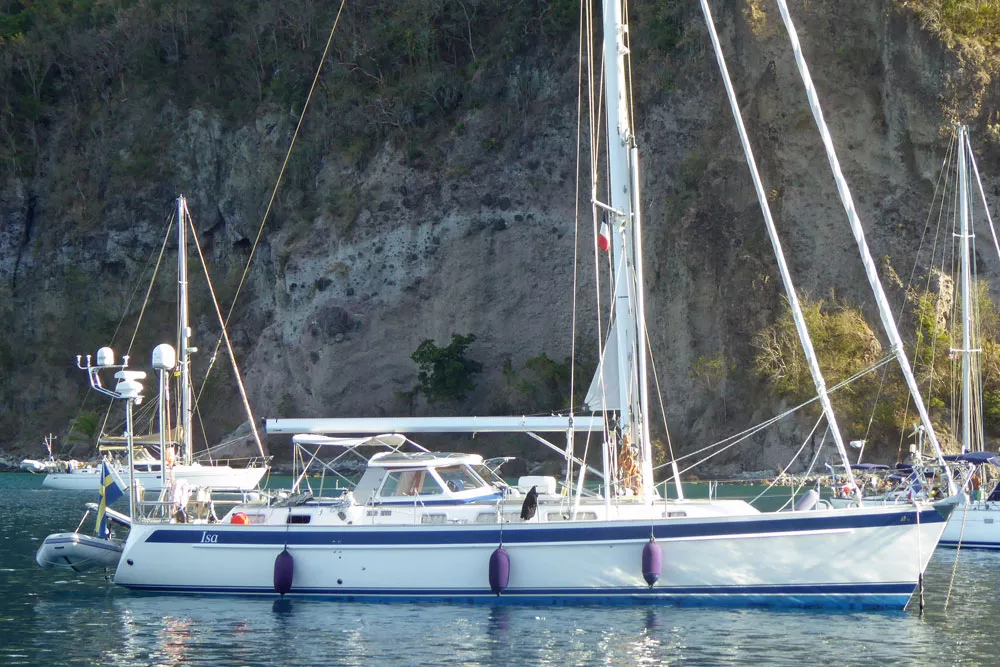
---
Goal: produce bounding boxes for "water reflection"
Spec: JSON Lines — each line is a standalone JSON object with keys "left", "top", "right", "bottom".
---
{"left": 11, "top": 580, "right": 995, "bottom": 667}
{"left": 7, "top": 471, "right": 1000, "bottom": 666}
{"left": 271, "top": 599, "right": 293, "bottom": 615}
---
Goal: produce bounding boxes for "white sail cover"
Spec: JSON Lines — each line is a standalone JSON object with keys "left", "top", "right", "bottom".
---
{"left": 584, "top": 324, "right": 621, "bottom": 412}
{"left": 291, "top": 434, "right": 407, "bottom": 448}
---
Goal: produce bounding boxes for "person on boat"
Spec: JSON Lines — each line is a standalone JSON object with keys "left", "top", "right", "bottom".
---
{"left": 971, "top": 473, "right": 982, "bottom": 501}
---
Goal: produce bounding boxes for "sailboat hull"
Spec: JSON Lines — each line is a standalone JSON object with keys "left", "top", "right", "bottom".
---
{"left": 41, "top": 464, "right": 267, "bottom": 492}
{"left": 112, "top": 504, "right": 946, "bottom": 609}
{"left": 939, "top": 501, "right": 1000, "bottom": 549}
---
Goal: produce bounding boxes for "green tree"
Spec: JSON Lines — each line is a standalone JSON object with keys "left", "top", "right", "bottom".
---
{"left": 752, "top": 295, "right": 882, "bottom": 400}
{"left": 692, "top": 352, "right": 731, "bottom": 419}
{"left": 64, "top": 410, "right": 101, "bottom": 454}
{"left": 501, "top": 353, "right": 574, "bottom": 412}
{"left": 411, "top": 333, "right": 483, "bottom": 403}
{"left": 752, "top": 294, "right": 898, "bottom": 442}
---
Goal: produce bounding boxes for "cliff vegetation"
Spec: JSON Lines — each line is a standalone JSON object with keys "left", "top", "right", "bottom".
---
{"left": 2, "top": 0, "right": 1000, "bottom": 476}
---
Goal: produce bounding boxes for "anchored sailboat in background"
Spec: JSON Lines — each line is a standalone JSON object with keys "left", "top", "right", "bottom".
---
{"left": 41, "top": 197, "right": 269, "bottom": 493}
{"left": 934, "top": 126, "right": 1000, "bottom": 549}
{"left": 850, "top": 127, "right": 1000, "bottom": 548}
{"left": 40, "top": 0, "right": 963, "bottom": 610}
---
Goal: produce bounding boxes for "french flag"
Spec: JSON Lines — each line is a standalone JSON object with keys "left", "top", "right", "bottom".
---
{"left": 598, "top": 220, "right": 611, "bottom": 252}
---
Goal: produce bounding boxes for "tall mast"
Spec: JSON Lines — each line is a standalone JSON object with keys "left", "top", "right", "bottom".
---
{"left": 177, "top": 195, "right": 194, "bottom": 465}
{"left": 958, "top": 127, "right": 973, "bottom": 453}
{"left": 600, "top": 0, "right": 666, "bottom": 503}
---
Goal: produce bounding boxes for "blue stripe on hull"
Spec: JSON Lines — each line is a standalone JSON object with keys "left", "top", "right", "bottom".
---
{"left": 118, "top": 582, "right": 914, "bottom": 610}
{"left": 938, "top": 540, "right": 1000, "bottom": 550}
{"left": 375, "top": 493, "right": 504, "bottom": 506}
{"left": 144, "top": 507, "right": 944, "bottom": 547}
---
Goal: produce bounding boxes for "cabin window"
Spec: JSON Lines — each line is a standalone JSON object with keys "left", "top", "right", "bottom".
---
{"left": 436, "top": 465, "right": 485, "bottom": 493}
{"left": 665, "top": 511, "right": 687, "bottom": 518}
{"left": 379, "top": 470, "right": 444, "bottom": 497}
{"left": 421, "top": 514, "right": 447, "bottom": 524}
{"left": 287, "top": 514, "right": 311, "bottom": 524}
{"left": 476, "top": 512, "right": 499, "bottom": 523}
{"left": 542, "top": 512, "right": 597, "bottom": 521}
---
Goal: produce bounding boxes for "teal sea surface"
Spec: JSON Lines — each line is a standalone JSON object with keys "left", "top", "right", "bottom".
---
{"left": 1, "top": 472, "right": 998, "bottom": 666}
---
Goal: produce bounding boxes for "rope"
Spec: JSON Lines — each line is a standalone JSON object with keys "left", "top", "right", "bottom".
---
{"left": 200, "top": 0, "right": 348, "bottom": 389}
{"left": 583, "top": 0, "right": 616, "bottom": 507}
{"left": 795, "top": 426, "right": 830, "bottom": 501}
{"left": 915, "top": 500, "right": 924, "bottom": 613}
{"left": 92, "top": 215, "right": 174, "bottom": 455}
{"left": 644, "top": 316, "right": 683, "bottom": 495}
{"left": 893, "top": 134, "right": 955, "bottom": 463}
{"left": 944, "top": 501, "right": 968, "bottom": 610}
{"left": 969, "top": 139, "right": 1000, "bottom": 265}
{"left": 126, "top": 215, "right": 173, "bottom": 358}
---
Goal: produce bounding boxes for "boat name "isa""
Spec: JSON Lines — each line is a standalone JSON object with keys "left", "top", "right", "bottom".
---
{"left": 200, "top": 532, "right": 219, "bottom": 543}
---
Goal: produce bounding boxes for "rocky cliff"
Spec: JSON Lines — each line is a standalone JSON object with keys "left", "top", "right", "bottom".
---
{"left": 1, "top": 0, "right": 997, "bottom": 475}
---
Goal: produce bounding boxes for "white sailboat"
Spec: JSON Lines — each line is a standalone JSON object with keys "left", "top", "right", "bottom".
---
{"left": 84, "top": 0, "right": 958, "bottom": 609}
{"left": 41, "top": 197, "right": 269, "bottom": 493}
{"left": 929, "top": 126, "right": 1000, "bottom": 549}
{"left": 828, "top": 127, "right": 1000, "bottom": 548}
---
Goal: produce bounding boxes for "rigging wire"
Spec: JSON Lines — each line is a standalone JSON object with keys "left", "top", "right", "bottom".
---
{"left": 788, "top": 425, "right": 830, "bottom": 506}
{"left": 749, "top": 411, "right": 826, "bottom": 508}
{"left": 658, "top": 355, "right": 896, "bottom": 473}
{"left": 567, "top": 0, "right": 589, "bottom": 496}
{"left": 93, "top": 213, "right": 174, "bottom": 453}
{"left": 581, "top": 0, "right": 617, "bottom": 502}
{"left": 198, "top": 0, "right": 348, "bottom": 391}
{"left": 888, "top": 133, "right": 957, "bottom": 463}
{"left": 185, "top": 202, "right": 266, "bottom": 459}
{"left": 645, "top": 324, "right": 679, "bottom": 486}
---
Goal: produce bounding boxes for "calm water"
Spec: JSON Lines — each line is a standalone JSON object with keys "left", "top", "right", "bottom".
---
{"left": 2, "top": 473, "right": 997, "bottom": 666}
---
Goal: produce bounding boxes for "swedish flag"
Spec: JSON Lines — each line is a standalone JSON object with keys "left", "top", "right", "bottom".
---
{"left": 96, "top": 461, "right": 124, "bottom": 539}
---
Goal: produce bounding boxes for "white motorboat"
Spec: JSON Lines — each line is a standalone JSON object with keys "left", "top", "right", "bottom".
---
{"left": 20, "top": 435, "right": 66, "bottom": 474}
